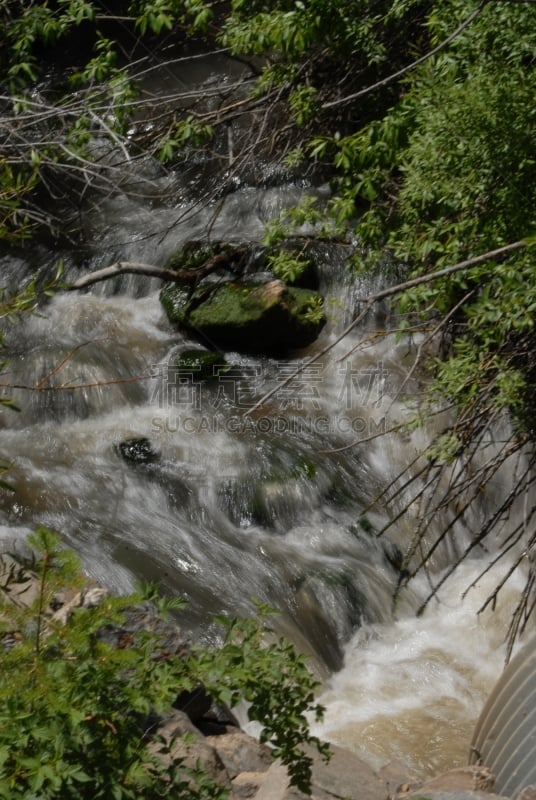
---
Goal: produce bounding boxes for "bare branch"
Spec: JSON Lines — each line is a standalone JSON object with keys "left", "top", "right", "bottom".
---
{"left": 68, "top": 262, "right": 190, "bottom": 289}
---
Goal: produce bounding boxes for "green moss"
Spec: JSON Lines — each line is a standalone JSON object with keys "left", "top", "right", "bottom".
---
{"left": 291, "top": 458, "right": 318, "bottom": 480}
{"left": 175, "top": 349, "right": 229, "bottom": 380}
{"left": 188, "top": 281, "right": 279, "bottom": 329}
{"left": 167, "top": 242, "right": 217, "bottom": 272}
{"left": 159, "top": 283, "right": 191, "bottom": 325}
{"left": 161, "top": 279, "right": 325, "bottom": 354}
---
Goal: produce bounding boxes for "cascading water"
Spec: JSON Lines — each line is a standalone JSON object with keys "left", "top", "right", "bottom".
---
{"left": 0, "top": 58, "right": 530, "bottom": 780}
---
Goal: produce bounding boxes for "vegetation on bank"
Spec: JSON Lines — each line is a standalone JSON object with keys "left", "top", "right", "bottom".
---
{"left": 0, "top": 527, "right": 327, "bottom": 798}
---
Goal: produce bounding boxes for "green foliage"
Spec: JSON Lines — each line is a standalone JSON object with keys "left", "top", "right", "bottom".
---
{"left": 194, "top": 603, "right": 329, "bottom": 793}
{"left": 158, "top": 116, "right": 215, "bottom": 162}
{"left": 0, "top": 0, "right": 215, "bottom": 241}
{"left": 133, "top": 0, "right": 212, "bottom": 36}
{"left": 300, "top": 294, "right": 326, "bottom": 326}
{"left": 0, "top": 530, "right": 328, "bottom": 798}
{"left": 266, "top": 251, "right": 310, "bottom": 284}
{"left": 289, "top": 86, "right": 318, "bottom": 127}
{"left": 258, "top": 0, "right": 536, "bottom": 433}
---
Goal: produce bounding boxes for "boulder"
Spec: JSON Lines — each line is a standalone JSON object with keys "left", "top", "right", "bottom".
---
{"left": 151, "top": 710, "right": 232, "bottom": 792}
{"left": 160, "top": 279, "right": 326, "bottom": 355}
{"left": 309, "top": 743, "right": 387, "bottom": 800}
{"left": 160, "top": 284, "right": 191, "bottom": 326}
{"left": 206, "top": 729, "right": 272, "bottom": 778}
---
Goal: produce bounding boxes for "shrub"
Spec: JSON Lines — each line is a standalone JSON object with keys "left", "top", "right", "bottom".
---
{"left": 0, "top": 527, "right": 328, "bottom": 798}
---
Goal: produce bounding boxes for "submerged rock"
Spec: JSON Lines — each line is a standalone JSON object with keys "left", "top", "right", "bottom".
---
{"left": 116, "top": 437, "right": 160, "bottom": 465}
{"left": 175, "top": 348, "right": 229, "bottom": 380}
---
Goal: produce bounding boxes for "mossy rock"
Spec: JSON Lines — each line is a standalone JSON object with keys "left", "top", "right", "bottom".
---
{"left": 160, "top": 284, "right": 191, "bottom": 326}
{"left": 161, "top": 279, "right": 326, "bottom": 355}
{"left": 166, "top": 240, "right": 256, "bottom": 276}
{"left": 167, "top": 241, "right": 219, "bottom": 272}
{"left": 175, "top": 349, "right": 229, "bottom": 380}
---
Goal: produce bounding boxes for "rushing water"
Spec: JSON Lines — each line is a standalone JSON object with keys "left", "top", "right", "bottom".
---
{"left": 0, "top": 56, "right": 531, "bottom": 778}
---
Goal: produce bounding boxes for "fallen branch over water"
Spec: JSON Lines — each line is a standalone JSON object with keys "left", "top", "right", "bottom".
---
{"left": 68, "top": 262, "right": 190, "bottom": 289}
{"left": 68, "top": 246, "right": 251, "bottom": 290}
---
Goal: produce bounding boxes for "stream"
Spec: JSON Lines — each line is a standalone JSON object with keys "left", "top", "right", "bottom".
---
{"left": 0, "top": 52, "right": 530, "bottom": 781}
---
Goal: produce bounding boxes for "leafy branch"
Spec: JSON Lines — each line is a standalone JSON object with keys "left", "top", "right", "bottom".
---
{"left": 0, "top": 529, "right": 328, "bottom": 797}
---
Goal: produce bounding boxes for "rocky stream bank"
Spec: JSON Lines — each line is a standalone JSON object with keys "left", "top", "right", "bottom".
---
{"left": 0, "top": 553, "right": 523, "bottom": 800}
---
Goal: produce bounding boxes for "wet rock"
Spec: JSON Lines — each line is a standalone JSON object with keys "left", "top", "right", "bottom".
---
{"left": 116, "top": 436, "right": 159, "bottom": 465}
{"left": 293, "top": 579, "right": 345, "bottom": 673}
{"left": 175, "top": 348, "right": 229, "bottom": 380}
{"left": 218, "top": 458, "right": 325, "bottom": 530}
{"left": 161, "top": 279, "right": 326, "bottom": 355}
{"left": 397, "top": 766, "right": 503, "bottom": 800}
{"left": 160, "top": 283, "right": 191, "bottom": 326}
{"left": 349, "top": 522, "right": 408, "bottom": 577}
{"left": 167, "top": 240, "right": 256, "bottom": 276}
{"left": 297, "top": 569, "right": 368, "bottom": 646}
{"left": 252, "top": 478, "right": 315, "bottom": 529}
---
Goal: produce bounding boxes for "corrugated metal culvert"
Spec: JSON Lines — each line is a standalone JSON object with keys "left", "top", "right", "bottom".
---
{"left": 470, "top": 635, "right": 536, "bottom": 797}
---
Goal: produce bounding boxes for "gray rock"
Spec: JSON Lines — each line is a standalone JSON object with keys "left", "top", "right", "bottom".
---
{"left": 399, "top": 765, "right": 498, "bottom": 797}
{"left": 232, "top": 771, "right": 267, "bottom": 798}
{"left": 309, "top": 743, "right": 386, "bottom": 800}
{"left": 400, "top": 793, "right": 509, "bottom": 800}
{"left": 151, "top": 710, "right": 232, "bottom": 791}
{"left": 517, "top": 787, "right": 536, "bottom": 800}
{"left": 206, "top": 729, "right": 272, "bottom": 778}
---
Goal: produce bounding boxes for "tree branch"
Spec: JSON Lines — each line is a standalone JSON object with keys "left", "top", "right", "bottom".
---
{"left": 68, "top": 247, "right": 250, "bottom": 290}
{"left": 244, "top": 239, "right": 528, "bottom": 416}
{"left": 68, "top": 262, "right": 191, "bottom": 289}
{"left": 322, "top": 0, "right": 487, "bottom": 110}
